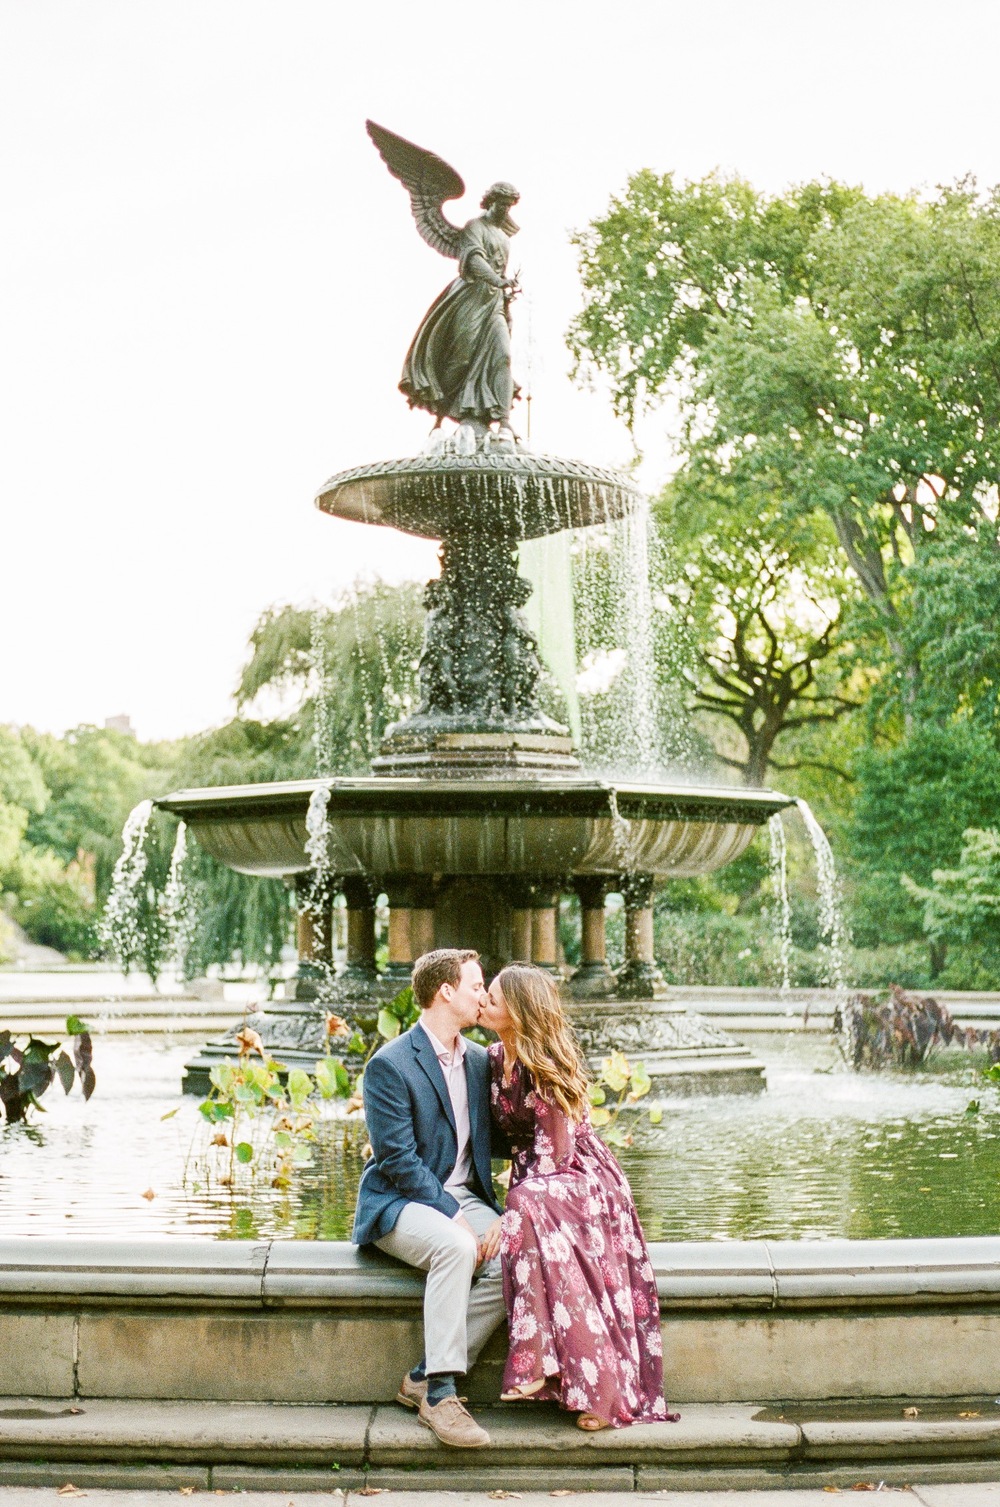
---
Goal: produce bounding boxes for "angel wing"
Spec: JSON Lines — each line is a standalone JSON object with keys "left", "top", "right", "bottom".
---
{"left": 366, "top": 120, "right": 465, "bottom": 260}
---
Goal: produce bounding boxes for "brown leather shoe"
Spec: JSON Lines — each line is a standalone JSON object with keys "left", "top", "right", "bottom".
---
{"left": 418, "top": 1393, "right": 491, "bottom": 1448}
{"left": 396, "top": 1371, "right": 427, "bottom": 1409}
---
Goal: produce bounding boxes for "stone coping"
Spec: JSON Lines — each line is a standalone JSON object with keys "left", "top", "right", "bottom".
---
{"left": 2, "top": 1237, "right": 1000, "bottom": 1310}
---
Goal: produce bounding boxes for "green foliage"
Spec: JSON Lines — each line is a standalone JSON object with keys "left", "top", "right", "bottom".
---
{"left": 236, "top": 582, "right": 424, "bottom": 774}
{"left": 848, "top": 724, "right": 1000, "bottom": 944}
{"left": 903, "top": 829, "right": 1000, "bottom": 986}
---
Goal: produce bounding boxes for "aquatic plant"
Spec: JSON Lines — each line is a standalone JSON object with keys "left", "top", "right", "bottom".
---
{"left": 835, "top": 984, "right": 1000, "bottom": 1071}
{"left": 0, "top": 1016, "right": 95, "bottom": 1124}
{"left": 589, "top": 1050, "right": 659, "bottom": 1148}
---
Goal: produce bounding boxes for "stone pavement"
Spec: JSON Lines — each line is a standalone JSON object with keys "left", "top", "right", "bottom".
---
{"left": 0, "top": 1481, "right": 998, "bottom": 1504}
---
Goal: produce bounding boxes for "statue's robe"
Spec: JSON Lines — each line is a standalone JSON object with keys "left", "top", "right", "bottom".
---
{"left": 400, "top": 216, "right": 515, "bottom": 425}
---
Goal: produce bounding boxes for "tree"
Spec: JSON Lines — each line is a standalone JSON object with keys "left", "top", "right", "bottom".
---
{"left": 570, "top": 174, "right": 1000, "bottom": 717}
{"left": 237, "top": 581, "right": 424, "bottom": 773}
{"left": 847, "top": 722, "right": 1000, "bottom": 954}
{"left": 658, "top": 480, "right": 859, "bottom": 784}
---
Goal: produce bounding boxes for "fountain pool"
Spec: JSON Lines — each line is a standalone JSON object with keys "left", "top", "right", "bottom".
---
{"left": 2, "top": 1031, "right": 997, "bottom": 1244}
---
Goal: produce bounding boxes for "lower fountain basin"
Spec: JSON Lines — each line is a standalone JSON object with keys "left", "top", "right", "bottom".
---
{"left": 315, "top": 447, "right": 643, "bottom": 542}
{"left": 156, "top": 776, "right": 793, "bottom": 880}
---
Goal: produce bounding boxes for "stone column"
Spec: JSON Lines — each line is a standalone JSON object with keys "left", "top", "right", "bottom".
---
{"left": 290, "top": 876, "right": 334, "bottom": 1001}
{"left": 409, "top": 880, "right": 437, "bottom": 962}
{"left": 569, "top": 877, "right": 617, "bottom": 1000}
{"left": 530, "top": 882, "right": 561, "bottom": 974}
{"left": 382, "top": 879, "right": 417, "bottom": 991}
{"left": 335, "top": 875, "right": 381, "bottom": 1002}
{"left": 617, "top": 874, "right": 667, "bottom": 1000}
{"left": 506, "top": 880, "right": 535, "bottom": 963}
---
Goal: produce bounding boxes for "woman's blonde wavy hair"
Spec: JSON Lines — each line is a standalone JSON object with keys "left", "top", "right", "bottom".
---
{"left": 494, "top": 963, "right": 591, "bottom": 1122}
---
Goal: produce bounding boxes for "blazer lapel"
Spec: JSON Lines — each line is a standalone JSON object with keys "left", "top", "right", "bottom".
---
{"left": 409, "top": 1023, "right": 457, "bottom": 1136}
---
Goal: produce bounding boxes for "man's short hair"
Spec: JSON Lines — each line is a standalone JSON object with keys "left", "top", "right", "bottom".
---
{"left": 411, "top": 948, "right": 479, "bottom": 1009}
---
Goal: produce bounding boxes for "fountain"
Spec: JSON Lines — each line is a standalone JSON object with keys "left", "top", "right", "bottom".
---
{"left": 157, "top": 121, "right": 794, "bottom": 1095}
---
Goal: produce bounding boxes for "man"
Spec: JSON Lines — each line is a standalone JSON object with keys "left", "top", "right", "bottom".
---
{"left": 353, "top": 948, "right": 506, "bottom": 1448}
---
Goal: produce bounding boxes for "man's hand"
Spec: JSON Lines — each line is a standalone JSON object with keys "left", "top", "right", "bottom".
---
{"left": 477, "top": 1217, "right": 503, "bottom": 1265}
{"left": 454, "top": 1213, "right": 479, "bottom": 1246}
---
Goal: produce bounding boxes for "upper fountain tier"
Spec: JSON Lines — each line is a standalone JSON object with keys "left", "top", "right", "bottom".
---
{"left": 315, "top": 436, "right": 642, "bottom": 543}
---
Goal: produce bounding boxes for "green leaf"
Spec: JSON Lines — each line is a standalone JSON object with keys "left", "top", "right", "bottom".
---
{"left": 628, "top": 1062, "right": 652, "bottom": 1101}
{"left": 274, "top": 1130, "right": 293, "bottom": 1150}
{"left": 287, "top": 1068, "right": 313, "bottom": 1107}
{"left": 235, "top": 1141, "right": 254, "bottom": 1164}
{"left": 604, "top": 1125, "right": 628, "bottom": 1147}
{"left": 53, "top": 1051, "right": 75, "bottom": 1095}
{"left": 590, "top": 1106, "right": 612, "bottom": 1127}
{"left": 648, "top": 1106, "right": 663, "bottom": 1125}
{"left": 966, "top": 1098, "right": 981, "bottom": 1115}
{"left": 588, "top": 1084, "right": 606, "bottom": 1106}
{"left": 377, "top": 1008, "right": 401, "bottom": 1040}
{"left": 600, "top": 1050, "right": 630, "bottom": 1094}
{"left": 65, "top": 1015, "right": 90, "bottom": 1037}
{"left": 160, "top": 1106, "right": 179, "bottom": 1121}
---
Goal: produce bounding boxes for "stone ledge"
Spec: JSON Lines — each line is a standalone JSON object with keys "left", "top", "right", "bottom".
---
{"left": 2, "top": 1398, "right": 1000, "bottom": 1491}
{"left": 3, "top": 1236, "right": 1000, "bottom": 1310}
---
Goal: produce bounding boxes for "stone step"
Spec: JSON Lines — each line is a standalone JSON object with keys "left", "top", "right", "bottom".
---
{"left": 1, "top": 1398, "right": 1000, "bottom": 1494}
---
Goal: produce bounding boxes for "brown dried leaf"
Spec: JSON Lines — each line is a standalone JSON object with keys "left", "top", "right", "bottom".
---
{"left": 211, "top": 1132, "right": 229, "bottom": 1147}
{"left": 235, "top": 1025, "right": 266, "bottom": 1059}
{"left": 357, "top": 1490, "right": 383, "bottom": 1498}
{"left": 345, "top": 1095, "right": 364, "bottom": 1115}
{"left": 326, "top": 1012, "right": 351, "bottom": 1038}
{"left": 550, "top": 1494, "right": 573, "bottom": 1499}
{"left": 179, "top": 1490, "right": 195, "bottom": 1497}
{"left": 489, "top": 1494, "right": 523, "bottom": 1500}
{"left": 959, "top": 1410, "right": 981, "bottom": 1418}
{"left": 902, "top": 1406, "right": 920, "bottom": 1419}
{"left": 57, "top": 1487, "right": 85, "bottom": 1498}
{"left": 140, "top": 1188, "right": 156, "bottom": 1201}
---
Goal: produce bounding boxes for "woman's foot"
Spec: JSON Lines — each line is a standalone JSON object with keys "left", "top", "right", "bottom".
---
{"left": 577, "top": 1412, "right": 612, "bottom": 1431}
{"left": 501, "top": 1378, "right": 547, "bottom": 1401}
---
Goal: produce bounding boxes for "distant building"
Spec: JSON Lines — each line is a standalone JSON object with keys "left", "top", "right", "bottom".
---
{"left": 104, "top": 714, "right": 135, "bottom": 737}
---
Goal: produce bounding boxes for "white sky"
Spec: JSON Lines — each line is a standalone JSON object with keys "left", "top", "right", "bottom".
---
{"left": 3, "top": 0, "right": 1000, "bottom": 741}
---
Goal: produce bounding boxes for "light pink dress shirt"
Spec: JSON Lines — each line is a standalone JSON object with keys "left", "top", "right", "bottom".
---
{"left": 419, "top": 1017, "right": 473, "bottom": 1195}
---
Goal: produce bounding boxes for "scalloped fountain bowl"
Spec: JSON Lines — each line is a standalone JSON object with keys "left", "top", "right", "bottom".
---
{"left": 315, "top": 446, "right": 643, "bottom": 541}
{"left": 157, "top": 776, "right": 793, "bottom": 881}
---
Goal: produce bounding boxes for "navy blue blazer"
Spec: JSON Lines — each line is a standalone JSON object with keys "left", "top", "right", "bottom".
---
{"left": 352, "top": 1021, "right": 503, "bottom": 1247}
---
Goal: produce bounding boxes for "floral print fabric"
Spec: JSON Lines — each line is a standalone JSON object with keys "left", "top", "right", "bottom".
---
{"left": 489, "top": 1043, "right": 672, "bottom": 1427}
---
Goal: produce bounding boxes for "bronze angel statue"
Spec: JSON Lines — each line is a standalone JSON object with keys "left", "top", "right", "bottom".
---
{"left": 367, "top": 120, "right": 521, "bottom": 436}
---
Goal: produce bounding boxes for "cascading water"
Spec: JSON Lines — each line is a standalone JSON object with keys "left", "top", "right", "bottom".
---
{"left": 100, "top": 799, "right": 155, "bottom": 977}
{"left": 795, "top": 797, "right": 849, "bottom": 1002}
{"left": 304, "top": 780, "right": 334, "bottom": 905}
{"left": 768, "top": 812, "right": 793, "bottom": 996}
{"left": 309, "top": 607, "right": 337, "bottom": 778}
{"left": 163, "top": 821, "right": 198, "bottom": 980}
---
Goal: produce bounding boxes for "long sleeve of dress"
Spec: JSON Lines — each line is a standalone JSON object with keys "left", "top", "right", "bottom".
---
{"left": 530, "top": 1094, "right": 578, "bottom": 1176}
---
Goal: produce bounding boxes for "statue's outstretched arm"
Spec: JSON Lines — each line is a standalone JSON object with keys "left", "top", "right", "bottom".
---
{"left": 366, "top": 120, "right": 464, "bottom": 260}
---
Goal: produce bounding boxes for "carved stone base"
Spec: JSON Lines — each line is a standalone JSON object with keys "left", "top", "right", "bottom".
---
{"left": 568, "top": 998, "right": 766, "bottom": 1098}
{"left": 373, "top": 730, "right": 579, "bottom": 778}
{"left": 569, "top": 961, "right": 619, "bottom": 1000}
{"left": 616, "top": 959, "right": 669, "bottom": 1000}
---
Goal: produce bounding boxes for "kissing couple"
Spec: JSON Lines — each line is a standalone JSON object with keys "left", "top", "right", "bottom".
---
{"left": 352, "top": 947, "right": 680, "bottom": 1447}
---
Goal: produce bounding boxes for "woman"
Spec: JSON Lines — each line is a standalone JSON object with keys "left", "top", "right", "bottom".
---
{"left": 479, "top": 963, "right": 678, "bottom": 1431}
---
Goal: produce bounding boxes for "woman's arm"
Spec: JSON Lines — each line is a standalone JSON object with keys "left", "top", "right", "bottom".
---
{"left": 531, "top": 1093, "right": 577, "bottom": 1175}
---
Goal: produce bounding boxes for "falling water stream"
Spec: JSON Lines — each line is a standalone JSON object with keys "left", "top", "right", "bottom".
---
{"left": 768, "top": 812, "right": 793, "bottom": 995}
{"left": 100, "top": 799, "right": 155, "bottom": 974}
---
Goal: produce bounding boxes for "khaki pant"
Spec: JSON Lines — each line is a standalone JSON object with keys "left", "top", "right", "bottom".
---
{"left": 374, "top": 1188, "right": 506, "bottom": 1376}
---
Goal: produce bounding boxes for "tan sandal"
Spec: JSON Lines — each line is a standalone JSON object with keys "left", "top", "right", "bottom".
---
{"left": 577, "top": 1412, "right": 612, "bottom": 1431}
{"left": 501, "top": 1378, "right": 547, "bottom": 1400}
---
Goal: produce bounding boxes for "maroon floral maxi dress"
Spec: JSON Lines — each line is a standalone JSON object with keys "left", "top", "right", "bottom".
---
{"left": 489, "top": 1043, "right": 675, "bottom": 1427}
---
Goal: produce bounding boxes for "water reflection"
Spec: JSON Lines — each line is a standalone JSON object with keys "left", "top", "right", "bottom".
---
{"left": 0, "top": 1033, "right": 997, "bottom": 1242}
